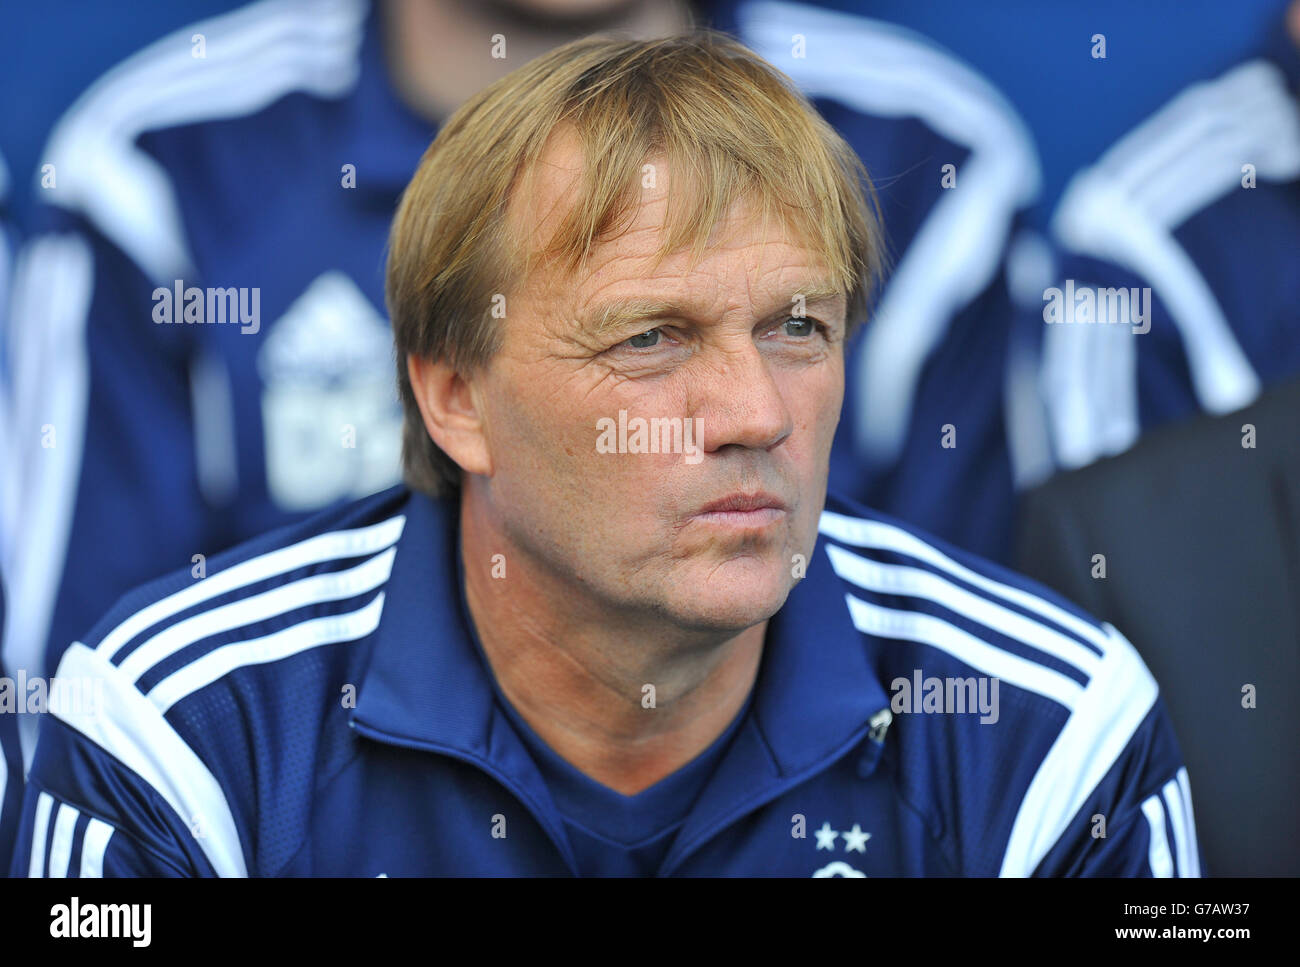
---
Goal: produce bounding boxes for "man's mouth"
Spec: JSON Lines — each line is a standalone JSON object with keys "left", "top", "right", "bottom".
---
{"left": 691, "top": 492, "right": 789, "bottom": 529}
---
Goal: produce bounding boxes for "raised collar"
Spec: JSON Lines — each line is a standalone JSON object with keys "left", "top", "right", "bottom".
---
{"left": 352, "top": 488, "right": 892, "bottom": 867}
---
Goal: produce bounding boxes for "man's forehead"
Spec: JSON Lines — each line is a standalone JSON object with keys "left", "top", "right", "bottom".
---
{"left": 510, "top": 125, "right": 595, "bottom": 246}
{"left": 509, "top": 126, "right": 844, "bottom": 323}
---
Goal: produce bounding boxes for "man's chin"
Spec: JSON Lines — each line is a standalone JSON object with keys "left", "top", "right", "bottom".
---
{"left": 662, "top": 567, "right": 794, "bottom": 635}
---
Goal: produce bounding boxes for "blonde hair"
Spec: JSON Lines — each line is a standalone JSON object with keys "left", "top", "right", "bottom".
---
{"left": 386, "top": 29, "right": 885, "bottom": 496}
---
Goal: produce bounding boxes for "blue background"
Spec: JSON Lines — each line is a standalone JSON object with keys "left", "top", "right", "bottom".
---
{"left": 0, "top": 0, "right": 1292, "bottom": 226}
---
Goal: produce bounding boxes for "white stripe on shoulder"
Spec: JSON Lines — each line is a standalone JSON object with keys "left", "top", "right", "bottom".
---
{"left": 29, "top": 791, "right": 55, "bottom": 878}
{"left": 46, "top": 802, "right": 80, "bottom": 878}
{"left": 819, "top": 509, "right": 1109, "bottom": 651}
{"left": 1051, "top": 168, "right": 1260, "bottom": 430}
{"left": 96, "top": 513, "right": 404, "bottom": 661}
{"left": 842, "top": 593, "right": 1083, "bottom": 710}
{"left": 738, "top": 0, "right": 1037, "bottom": 164}
{"left": 41, "top": 0, "right": 367, "bottom": 281}
{"left": 1040, "top": 298, "right": 1141, "bottom": 469}
{"left": 1045, "top": 62, "right": 1292, "bottom": 452}
{"left": 148, "top": 590, "right": 387, "bottom": 714}
{"left": 738, "top": 0, "right": 1039, "bottom": 464}
{"left": 79, "top": 818, "right": 116, "bottom": 877}
{"left": 1140, "top": 793, "right": 1174, "bottom": 877}
{"left": 825, "top": 543, "right": 1102, "bottom": 679}
{"left": 0, "top": 233, "right": 93, "bottom": 769}
{"left": 116, "top": 544, "right": 397, "bottom": 684}
{"left": 1163, "top": 774, "right": 1200, "bottom": 877}
{"left": 1093, "top": 60, "right": 1300, "bottom": 226}
{"left": 52, "top": 641, "right": 248, "bottom": 877}
{"left": 999, "top": 623, "right": 1158, "bottom": 876}
{"left": 1176, "top": 767, "right": 1201, "bottom": 877}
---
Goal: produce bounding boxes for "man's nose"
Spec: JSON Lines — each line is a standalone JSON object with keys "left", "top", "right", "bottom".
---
{"left": 693, "top": 342, "right": 793, "bottom": 453}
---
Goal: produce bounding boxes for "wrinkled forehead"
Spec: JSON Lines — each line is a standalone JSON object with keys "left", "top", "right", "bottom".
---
{"left": 507, "top": 125, "right": 589, "bottom": 248}
{"left": 504, "top": 125, "right": 833, "bottom": 305}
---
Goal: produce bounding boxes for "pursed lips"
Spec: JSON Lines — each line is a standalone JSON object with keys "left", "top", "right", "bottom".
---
{"left": 691, "top": 491, "right": 789, "bottom": 528}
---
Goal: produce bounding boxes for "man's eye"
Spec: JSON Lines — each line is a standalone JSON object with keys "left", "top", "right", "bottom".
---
{"left": 625, "top": 328, "right": 662, "bottom": 349}
{"left": 783, "top": 316, "right": 817, "bottom": 337}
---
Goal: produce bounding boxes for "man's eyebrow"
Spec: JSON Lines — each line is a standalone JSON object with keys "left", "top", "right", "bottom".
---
{"left": 582, "top": 298, "right": 684, "bottom": 339}
{"left": 786, "top": 281, "right": 845, "bottom": 308}
{"left": 578, "top": 281, "right": 845, "bottom": 339}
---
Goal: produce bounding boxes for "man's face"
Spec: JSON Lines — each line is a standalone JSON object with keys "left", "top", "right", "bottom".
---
{"left": 470, "top": 131, "right": 847, "bottom": 635}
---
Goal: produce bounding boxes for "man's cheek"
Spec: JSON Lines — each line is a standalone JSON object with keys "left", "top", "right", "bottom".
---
{"left": 814, "top": 382, "right": 844, "bottom": 446}
{"left": 516, "top": 400, "right": 591, "bottom": 470}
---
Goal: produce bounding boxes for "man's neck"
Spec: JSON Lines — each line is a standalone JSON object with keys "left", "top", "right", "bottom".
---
{"left": 459, "top": 493, "right": 766, "bottom": 796}
{"left": 382, "top": 0, "right": 691, "bottom": 124}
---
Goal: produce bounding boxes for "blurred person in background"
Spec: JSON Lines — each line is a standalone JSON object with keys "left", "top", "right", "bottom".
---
{"left": 1029, "top": 6, "right": 1300, "bottom": 474}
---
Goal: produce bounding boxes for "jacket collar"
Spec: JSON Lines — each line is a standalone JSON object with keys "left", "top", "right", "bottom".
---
{"left": 353, "top": 488, "right": 891, "bottom": 858}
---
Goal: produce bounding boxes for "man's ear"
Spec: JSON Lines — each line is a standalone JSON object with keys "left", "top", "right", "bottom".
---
{"left": 406, "top": 354, "right": 493, "bottom": 478}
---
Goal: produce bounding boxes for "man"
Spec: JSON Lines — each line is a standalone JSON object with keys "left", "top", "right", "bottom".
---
{"left": 12, "top": 31, "right": 1197, "bottom": 877}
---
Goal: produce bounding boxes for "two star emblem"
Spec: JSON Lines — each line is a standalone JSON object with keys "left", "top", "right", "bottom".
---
{"left": 814, "top": 821, "right": 871, "bottom": 853}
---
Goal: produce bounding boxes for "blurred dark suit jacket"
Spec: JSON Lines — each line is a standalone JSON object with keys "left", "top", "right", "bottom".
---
{"left": 1017, "top": 377, "right": 1300, "bottom": 876}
